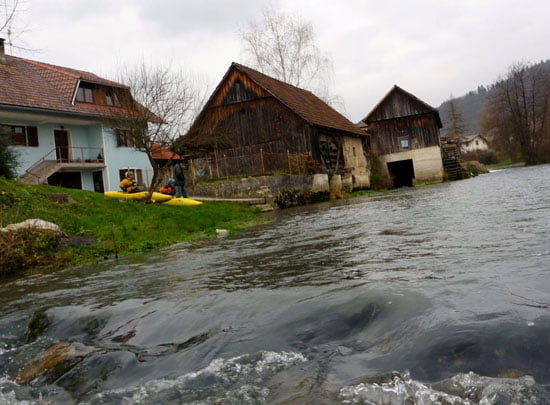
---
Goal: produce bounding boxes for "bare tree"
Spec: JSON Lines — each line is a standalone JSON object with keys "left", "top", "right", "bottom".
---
{"left": 110, "top": 62, "right": 204, "bottom": 198}
{"left": 0, "top": 0, "right": 25, "bottom": 51}
{"left": 482, "top": 61, "right": 550, "bottom": 164}
{"left": 446, "top": 94, "right": 467, "bottom": 138}
{"left": 240, "top": 7, "right": 339, "bottom": 105}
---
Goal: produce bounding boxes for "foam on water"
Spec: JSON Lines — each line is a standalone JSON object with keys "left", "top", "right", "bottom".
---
{"left": 339, "top": 371, "right": 545, "bottom": 404}
{"left": 83, "top": 350, "right": 307, "bottom": 404}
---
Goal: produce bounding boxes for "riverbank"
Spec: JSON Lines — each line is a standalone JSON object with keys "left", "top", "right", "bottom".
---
{"left": 0, "top": 178, "right": 267, "bottom": 277}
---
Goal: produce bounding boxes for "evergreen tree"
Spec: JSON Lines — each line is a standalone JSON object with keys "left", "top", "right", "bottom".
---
{"left": 446, "top": 94, "right": 467, "bottom": 138}
{"left": 0, "top": 127, "right": 18, "bottom": 179}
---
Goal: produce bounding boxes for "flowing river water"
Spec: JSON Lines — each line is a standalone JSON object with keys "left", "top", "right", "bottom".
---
{"left": 1, "top": 165, "right": 550, "bottom": 404}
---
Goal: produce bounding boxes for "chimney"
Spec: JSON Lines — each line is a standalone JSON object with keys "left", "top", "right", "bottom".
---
{"left": 0, "top": 38, "right": 6, "bottom": 63}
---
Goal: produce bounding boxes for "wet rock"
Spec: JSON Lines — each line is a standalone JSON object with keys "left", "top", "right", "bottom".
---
{"left": 0, "top": 218, "right": 65, "bottom": 237}
{"left": 216, "top": 229, "right": 229, "bottom": 238}
{"left": 112, "top": 329, "right": 136, "bottom": 343}
{"left": 13, "top": 342, "right": 99, "bottom": 384}
{"left": 25, "top": 311, "right": 51, "bottom": 343}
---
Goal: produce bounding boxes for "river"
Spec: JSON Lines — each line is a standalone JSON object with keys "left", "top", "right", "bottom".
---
{"left": 1, "top": 165, "right": 549, "bottom": 404}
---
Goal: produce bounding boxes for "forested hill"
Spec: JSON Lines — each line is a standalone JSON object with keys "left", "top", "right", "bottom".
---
{"left": 437, "top": 59, "right": 550, "bottom": 137}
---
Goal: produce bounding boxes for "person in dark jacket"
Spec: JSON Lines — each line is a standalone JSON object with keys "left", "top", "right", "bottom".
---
{"left": 173, "top": 159, "right": 188, "bottom": 198}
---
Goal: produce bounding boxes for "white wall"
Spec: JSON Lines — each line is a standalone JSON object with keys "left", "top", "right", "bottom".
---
{"left": 380, "top": 145, "right": 444, "bottom": 183}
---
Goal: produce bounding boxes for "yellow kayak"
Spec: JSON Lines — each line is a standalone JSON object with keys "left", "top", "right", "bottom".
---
{"left": 162, "top": 197, "right": 203, "bottom": 206}
{"left": 104, "top": 191, "right": 173, "bottom": 202}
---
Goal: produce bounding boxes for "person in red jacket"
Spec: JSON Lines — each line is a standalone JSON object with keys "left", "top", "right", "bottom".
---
{"left": 159, "top": 178, "right": 176, "bottom": 196}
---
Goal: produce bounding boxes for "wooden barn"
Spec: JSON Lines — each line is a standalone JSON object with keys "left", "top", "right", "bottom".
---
{"left": 179, "top": 62, "right": 370, "bottom": 189}
{"left": 359, "top": 85, "right": 444, "bottom": 187}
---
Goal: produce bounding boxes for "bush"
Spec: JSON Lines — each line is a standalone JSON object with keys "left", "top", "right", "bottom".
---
{"left": 0, "top": 229, "right": 61, "bottom": 276}
{"left": 0, "top": 131, "right": 19, "bottom": 179}
{"left": 461, "top": 150, "right": 498, "bottom": 165}
{"left": 369, "top": 157, "right": 393, "bottom": 190}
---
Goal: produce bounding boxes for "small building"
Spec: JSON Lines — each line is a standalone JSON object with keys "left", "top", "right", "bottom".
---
{"left": 0, "top": 38, "right": 152, "bottom": 192}
{"left": 179, "top": 62, "right": 370, "bottom": 190}
{"left": 459, "top": 134, "right": 489, "bottom": 155}
{"left": 359, "top": 85, "right": 444, "bottom": 187}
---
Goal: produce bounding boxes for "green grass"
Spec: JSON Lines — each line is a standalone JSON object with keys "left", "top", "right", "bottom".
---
{"left": 0, "top": 178, "right": 267, "bottom": 275}
{"left": 486, "top": 158, "right": 514, "bottom": 169}
{"left": 346, "top": 188, "right": 400, "bottom": 198}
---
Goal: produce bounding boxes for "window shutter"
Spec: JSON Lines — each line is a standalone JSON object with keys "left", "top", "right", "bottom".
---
{"left": 27, "top": 126, "right": 39, "bottom": 146}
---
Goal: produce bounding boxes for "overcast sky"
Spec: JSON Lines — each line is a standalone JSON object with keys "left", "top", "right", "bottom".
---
{"left": 5, "top": 0, "right": 550, "bottom": 122}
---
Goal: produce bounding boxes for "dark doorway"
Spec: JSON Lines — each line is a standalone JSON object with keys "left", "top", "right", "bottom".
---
{"left": 387, "top": 159, "right": 415, "bottom": 188}
{"left": 93, "top": 171, "right": 104, "bottom": 193}
{"left": 47, "top": 172, "right": 82, "bottom": 189}
{"left": 54, "top": 130, "right": 69, "bottom": 162}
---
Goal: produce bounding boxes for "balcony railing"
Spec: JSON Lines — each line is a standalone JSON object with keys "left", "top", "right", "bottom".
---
{"left": 25, "top": 147, "right": 105, "bottom": 178}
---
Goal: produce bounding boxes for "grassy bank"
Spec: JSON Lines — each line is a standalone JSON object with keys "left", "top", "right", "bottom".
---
{"left": 0, "top": 178, "right": 266, "bottom": 276}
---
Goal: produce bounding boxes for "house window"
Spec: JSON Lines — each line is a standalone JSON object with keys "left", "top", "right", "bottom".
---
{"left": 475, "top": 140, "right": 479, "bottom": 146}
{"left": 106, "top": 91, "right": 121, "bottom": 107}
{"left": 119, "top": 169, "right": 144, "bottom": 187}
{"left": 2, "top": 125, "right": 39, "bottom": 146}
{"left": 116, "top": 129, "right": 141, "bottom": 148}
{"left": 400, "top": 138, "right": 409, "bottom": 149}
{"left": 76, "top": 84, "right": 94, "bottom": 103}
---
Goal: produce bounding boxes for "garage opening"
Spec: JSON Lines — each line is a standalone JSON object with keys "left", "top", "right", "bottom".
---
{"left": 387, "top": 159, "right": 414, "bottom": 188}
{"left": 47, "top": 172, "right": 82, "bottom": 189}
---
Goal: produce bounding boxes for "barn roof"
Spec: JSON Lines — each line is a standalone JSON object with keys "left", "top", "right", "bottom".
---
{"left": 193, "top": 62, "right": 366, "bottom": 137}
{"left": 362, "top": 84, "right": 442, "bottom": 128}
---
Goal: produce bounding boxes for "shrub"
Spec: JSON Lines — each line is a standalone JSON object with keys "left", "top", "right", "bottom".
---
{"left": 0, "top": 131, "right": 19, "bottom": 179}
{"left": 369, "top": 157, "right": 393, "bottom": 190}
{"left": 0, "top": 229, "right": 61, "bottom": 276}
{"left": 461, "top": 150, "right": 498, "bottom": 165}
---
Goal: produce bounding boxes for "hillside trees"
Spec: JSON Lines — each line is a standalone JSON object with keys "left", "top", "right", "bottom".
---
{"left": 240, "top": 7, "right": 339, "bottom": 105}
{"left": 109, "top": 62, "right": 204, "bottom": 197}
{"left": 482, "top": 61, "right": 550, "bottom": 164}
{"left": 446, "top": 94, "right": 467, "bottom": 138}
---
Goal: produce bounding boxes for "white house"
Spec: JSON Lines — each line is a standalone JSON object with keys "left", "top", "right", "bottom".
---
{"left": 0, "top": 38, "right": 152, "bottom": 192}
{"left": 459, "top": 134, "right": 490, "bottom": 155}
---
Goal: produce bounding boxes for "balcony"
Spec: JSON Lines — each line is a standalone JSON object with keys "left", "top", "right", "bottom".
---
{"left": 20, "top": 147, "right": 106, "bottom": 184}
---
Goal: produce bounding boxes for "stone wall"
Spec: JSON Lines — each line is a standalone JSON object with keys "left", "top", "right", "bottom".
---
{"left": 189, "top": 172, "right": 369, "bottom": 206}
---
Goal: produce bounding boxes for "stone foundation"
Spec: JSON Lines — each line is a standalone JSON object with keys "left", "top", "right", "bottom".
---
{"left": 189, "top": 173, "right": 369, "bottom": 208}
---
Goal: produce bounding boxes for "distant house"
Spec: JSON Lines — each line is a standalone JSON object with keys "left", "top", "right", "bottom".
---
{"left": 0, "top": 38, "right": 152, "bottom": 192}
{"left": 180, "top": 62, "right": 370, "bottom": 189}
{"left": 459, "top": 134, "right": 489, "bottom": 155}
{"left": 359, "top": 85, "right": 444, "bottom": 187}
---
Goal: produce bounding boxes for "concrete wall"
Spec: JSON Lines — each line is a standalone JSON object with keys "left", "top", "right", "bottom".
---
{"left": 379, "top": 145, "right": 444, "bottom": 183}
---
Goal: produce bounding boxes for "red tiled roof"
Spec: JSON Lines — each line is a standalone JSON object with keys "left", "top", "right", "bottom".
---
{"left": 232, "top": 63, "right": 366, "bottom": 136}
{"left": 0, "top": 54, "right": 132, "bottom": 119}
{"left": 151, "top": 143, "right": 180, "bottom": 160}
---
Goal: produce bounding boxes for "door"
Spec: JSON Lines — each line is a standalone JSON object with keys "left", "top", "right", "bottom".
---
{"left": 387, "top": 159, "right": 415, "bottom": 188}
{"left": 93, "top": 171, "right": 105, "bottom": 193}
{"left": 54, "top": 130, "right": 69, "bottom": 162}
